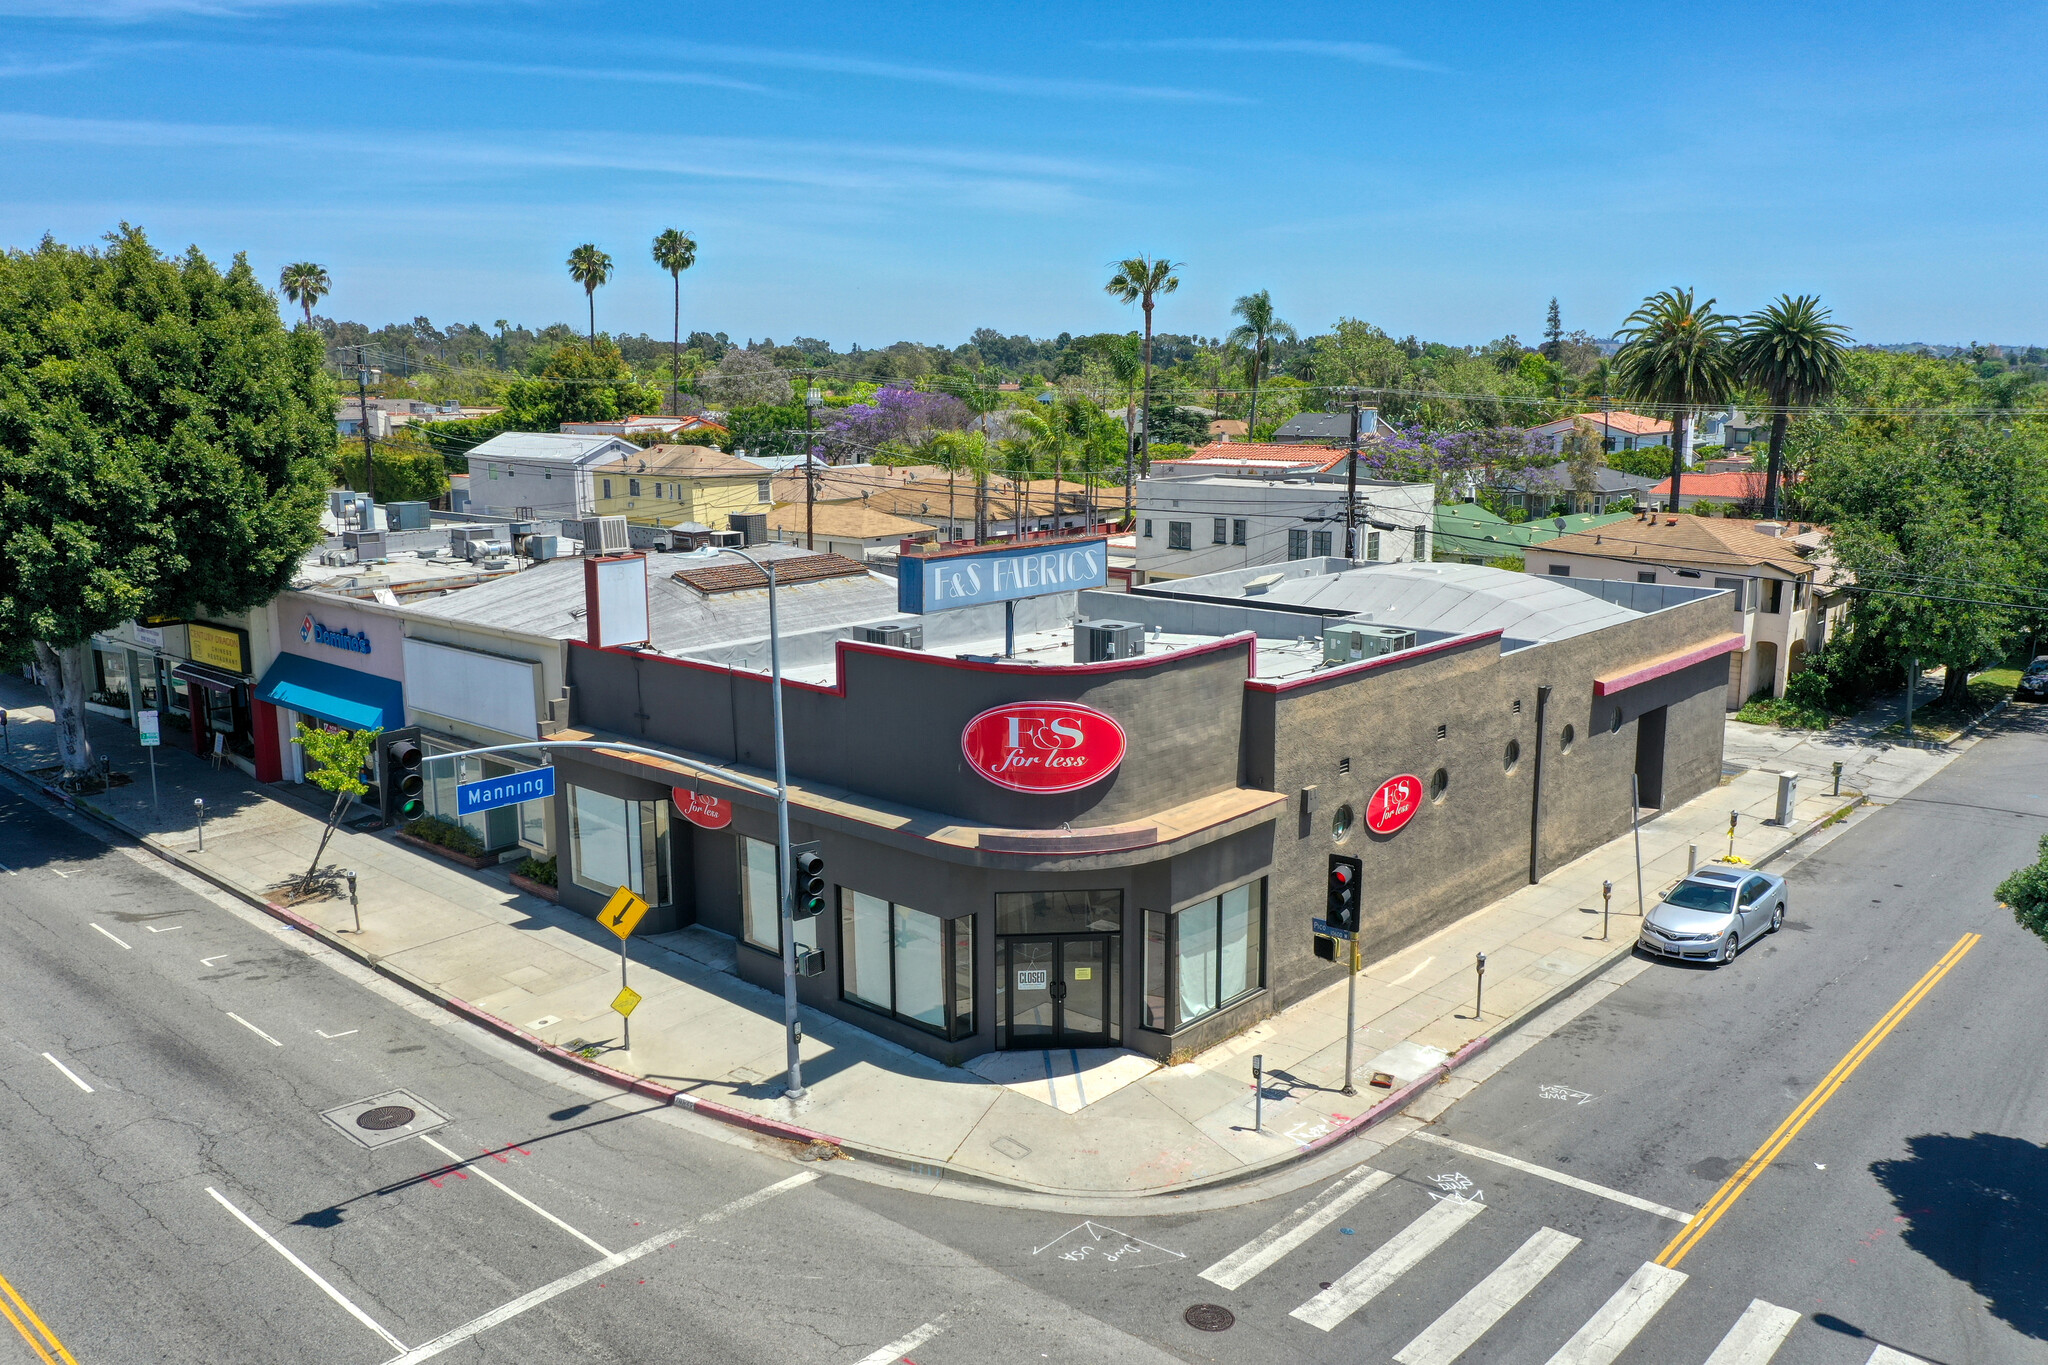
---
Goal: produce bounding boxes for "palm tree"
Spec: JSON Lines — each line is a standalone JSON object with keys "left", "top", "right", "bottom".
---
{"left": 492, "top": 319, "right": 510, "bottom": 369}
{"left": 1088, "top": 333, "right": 1144, "bottom": 515}
{"left": 566, "top": 244, "right": 613, "bottom": 346}
{"left": 1104, "top": 255, "right": 1182, "bottom": 505}
{"left": 278, "top": 262, "right": 330, "bottom": 328}
{"left": 651, "top": 229, "right": 698, "bottom": 417}
{"left": 1227, "top": 289, "right": 1297, "bottom": 437}
{"left": 1613, "top": 288, "right": 1737, "bottom": 511}
{"left": 1730, "top": 294, "right": 1850, "bottom": 519}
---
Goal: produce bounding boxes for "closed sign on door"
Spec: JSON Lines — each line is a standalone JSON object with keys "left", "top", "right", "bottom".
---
{"left": 1016, "top": 969, "right": 1048, "bottom": 989}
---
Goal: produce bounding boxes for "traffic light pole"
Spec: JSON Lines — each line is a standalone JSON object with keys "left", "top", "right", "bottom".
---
{"left": 1342, "top": 935, "right": 1359, "bottom": 1096}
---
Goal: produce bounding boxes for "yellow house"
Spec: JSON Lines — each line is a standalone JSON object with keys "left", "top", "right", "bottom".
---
{"left": 590, "top": 445, "right": 774, "bottom": 529}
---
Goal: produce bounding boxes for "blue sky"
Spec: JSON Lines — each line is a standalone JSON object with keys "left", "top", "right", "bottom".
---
{"left": 2, "top": 1, "right": 2042, "bottom": 347}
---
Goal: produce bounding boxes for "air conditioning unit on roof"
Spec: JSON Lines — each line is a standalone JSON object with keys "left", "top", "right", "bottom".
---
{"left": 1075, "top": 620, "right": 1146, "bottom": 663}
{"left": 1322, "top": 622, "right": 1416, "bottom": 665}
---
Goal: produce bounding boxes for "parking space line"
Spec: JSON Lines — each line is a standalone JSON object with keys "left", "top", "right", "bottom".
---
{"left": 418, "top": 1135, "right": 610, "bottom": 1256}
{"left": 0, "top": 1267, "right": 78, "bottom": 1365}
{"left": 852, "top": 1312, "right": 949, "bottom": 1365}
{"left": 89, "top": 923, "right": 130, "bottom": 949}
{"left": 1200, "top": 1165, "right": 1395, "bottom": 1290}
{"left": 1411, "top": 1133, "right": 1693, "bottom": 1223}
{"left": 382, "top": 1226, "right": 678, "bottom": 1365}
{"left": 40, "top": 1054, "right": 93, "bottom": 1094}
{"left": 697, "top": 1171, "right": 819, "bottom": 1223}
{"left": 206, "top": 1187, "right": 408, "bottom": 1355}
{"left": 225, "top": 1012, "right": 283, "bottom": 1047}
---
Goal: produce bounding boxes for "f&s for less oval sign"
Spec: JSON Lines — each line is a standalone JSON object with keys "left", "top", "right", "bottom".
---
{"left": 961, "top": 701, "right": 1127, "bottom": 794}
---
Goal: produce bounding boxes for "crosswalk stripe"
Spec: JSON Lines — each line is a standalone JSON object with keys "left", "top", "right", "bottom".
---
{"left": 1199, "top": 1166, "right": 1395, "bottom": 1291}
{"left": 1541, "top": 1260, "right": 1687, "bottom": 1365}
{"left": 1394, "top": 1226, "right": 1580, "bottom": 1365}
{"left": 1702, "top": 1300, "right": 1801, "bottom": 1365}
{"left": 1289, "top": 1197, "right": 1485, "bottom": 1333}
{"left": 1864, "top": 1348, "right": 1929, "bottom": 1365}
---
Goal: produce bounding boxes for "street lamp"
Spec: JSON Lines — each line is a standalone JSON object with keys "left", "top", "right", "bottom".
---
{"left": 724, "top": 546, "right": 806, "bottom": 1101}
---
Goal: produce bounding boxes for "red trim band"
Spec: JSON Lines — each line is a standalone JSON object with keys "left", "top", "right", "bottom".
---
{"left": 1593, "top": 632, "right": 1745, "bottom": 696}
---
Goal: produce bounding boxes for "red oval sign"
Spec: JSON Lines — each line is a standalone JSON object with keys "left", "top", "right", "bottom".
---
{"left": 1365, "top": 774, "right": 1425, "bottom": 834}
{"left": 672, "top": 788, "right": 733, "bottom": 829}
{"left": 961, "top": 701, "right": 1127, "bottom": 794}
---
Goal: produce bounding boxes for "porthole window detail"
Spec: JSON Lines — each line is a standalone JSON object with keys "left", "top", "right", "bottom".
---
{"left": 1332, "top": 804, "right": 1355, "bottom": 841}
{"left": 1428, "top": 768, "right": 1449, "bottom": 803}
{"left": 1611, "top": 706, "right": 1624, "bottom": 733}
{"left": 1561, "top": 724, "right": 1576, "bottom": 754}
{"left": 1504, "top": 739, "right": 1521, "bottom": 773}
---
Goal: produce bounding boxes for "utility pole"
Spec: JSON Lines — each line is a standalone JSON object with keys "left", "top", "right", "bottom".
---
{"left": 1344, "top": 401, "right": 1361, "bottom": 560}
{"left": 804, "top": 380, "right": 820, "bottom": 552}
{"left": 355, "top": 347, "right": 377, "bottom": 511}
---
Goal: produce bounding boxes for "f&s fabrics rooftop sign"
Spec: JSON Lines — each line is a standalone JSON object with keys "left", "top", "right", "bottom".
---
{"left": 897, "top": 537, "right": 1109, "bottom": 615}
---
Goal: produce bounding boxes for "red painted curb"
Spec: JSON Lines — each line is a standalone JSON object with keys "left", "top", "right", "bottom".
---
{"left": 1294, "top": 1033, "right": 1495, "bottom": 1162}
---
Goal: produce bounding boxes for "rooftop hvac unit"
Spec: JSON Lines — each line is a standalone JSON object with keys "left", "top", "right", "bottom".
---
{"left": 855, "top": 624, "right": 923, "bottom": 649}
{"left": 505, "top": 521, "right": 538, "bottom": 538}
{"left": 526, "top": 536, "right": 563, "bottom": 561}
{"left": 585, "top": 515, "right": 629, "bottom": 554}
{"left": 1075, "top": 620, "right": 1147, "bottom": 663}
{"left": 729, "top": 512, "right": 767, "bottom": 546}
{"left": 386, "top": 501, "right": 432, "bottom": 531}
{"left": 349, "top": 531, "right": 388, "bottom": 562}
{"left": 466, "top": 539, "right": 512, "bottom": 562}
{"left": 707, "top": 530, "right": 745, "bottom": 548}
{"left": 1323, "top": 622, "right": 1417, "bottom": 665}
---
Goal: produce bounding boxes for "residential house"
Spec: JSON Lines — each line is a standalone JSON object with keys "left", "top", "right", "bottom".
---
{"left": 1525, "top": 411, "right": 1672, "bottom": 456}
{"left": 1645, "top": 468, "right": 1782, "bottom": 511}
{"left": 1491, "top": 462, "right": 1659, "bottom": 516}
{"left": 466, "top": 431, "right": 637, "bottom": 519}
{"left": 1132, "top": 472, "right": 1434, "bottom": 583}
{"left": 1525, "top": 512, "right": 1842, "bottom": 707}
{"left": 561, "top": 415, "right": 729, "bottom": 440}
{"left": 1271, "top": 409, "right": 1382, "bottom": 444}
{"left": 764, "top": 502, "right": 936, "bottom": 559}
{"left": 591, "top": 445, "right": 773, "bottom": 529}
{"left": 1207, "top": 418, "right": 1249, "bottom": 441}
{"left": 1149, "top": 441, "right": 1358, "bottom": 480}
{"left": 1433, "top": 503, "right": 1636, "bottom": 567}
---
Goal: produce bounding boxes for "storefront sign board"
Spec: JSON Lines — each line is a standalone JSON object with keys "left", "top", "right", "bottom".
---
{"left": 1365, "top": 773, "right": 1425, "bottom": 835}
{"left": 300, "top": 613, "right": 374, "bottom": 655}
{"left": 137, "top": 709, "right": 160, "bottom": 747}
{"left": 961, "top": 700, "right": 1126, "bottom": 794}
{"left": 672, "top": 788, "right": 733, "bottom": 829}
{"left": 897, "top": 537, "right": 1108, "bottom": 614}
{"left": 456, "top": 766, "right": 555, "bottom": 816}
{"left": 187, "top": 623, "right": 249, "bottom": 675}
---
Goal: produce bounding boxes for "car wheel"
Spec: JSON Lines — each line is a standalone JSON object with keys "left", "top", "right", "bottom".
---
{"left": 1769, "top": 903, "right": 1784, "bottom": 933}
{"left": 1720, "top": 933, "right": 1740, "bottom": 965}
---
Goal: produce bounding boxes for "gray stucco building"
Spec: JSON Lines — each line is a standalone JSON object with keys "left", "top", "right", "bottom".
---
{"left": 541, "top": 556, "right": 1737, "bottom": 1065}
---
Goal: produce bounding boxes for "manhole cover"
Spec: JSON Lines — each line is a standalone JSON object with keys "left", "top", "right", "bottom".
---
{"left": 357, "top": 1105, "right": 417, "bottom": 1131}
{"left": 1184, "top": 1304, "right": 1235, "bottom": 1332}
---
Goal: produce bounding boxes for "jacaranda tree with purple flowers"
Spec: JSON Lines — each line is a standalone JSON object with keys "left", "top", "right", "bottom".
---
{"left": 814, "top": 387, "right": 972, "bottom": 464}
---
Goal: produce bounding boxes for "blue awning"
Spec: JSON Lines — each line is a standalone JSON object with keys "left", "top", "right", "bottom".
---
{"left": 254, "top": 652, "right": 404, "bottom": 732}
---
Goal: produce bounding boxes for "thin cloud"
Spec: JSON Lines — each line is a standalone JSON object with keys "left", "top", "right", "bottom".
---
{"left": 649, "top": 40, "right": 1251, "bottom": 105}
{"left": 0, "top": 57, "right": 95, "bottom": 75}
{"left": 1115, "top": 37, "right": 1443, "bottom": 73}
{"left": 324, "top": 50, "right": 783, "bottom": 97}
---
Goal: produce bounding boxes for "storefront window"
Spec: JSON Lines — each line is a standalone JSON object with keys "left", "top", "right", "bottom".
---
{"left": 91, "top": 649, "right": 130, "bottom": 709}
{"left": 424, "top": 746, "right": 545, "bottom": 852}
{"left": 1144, "top": 880, "right": 1266, "bottom": 1032}
{"left": 993, "top": 890, "right": 1122, "bottom": 936}
{"left": 738, "top": 835, "right": 818, "bottom": 955}
{"left": 840, "top": 889, "right": 973, "bottom": 1040}
{"left": 568, "top": 786, "right": 670, "bottom": 905}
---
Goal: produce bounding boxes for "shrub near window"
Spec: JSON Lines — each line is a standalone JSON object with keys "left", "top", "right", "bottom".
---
{"left": 405, "top": 814, "right": 486, "bottom": 856}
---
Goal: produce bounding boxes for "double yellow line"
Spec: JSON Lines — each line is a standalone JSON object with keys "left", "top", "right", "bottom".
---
{"left": 1657, "top": 931, "right": 1982, "bottom": 1269}
{"left": 0, "top": 1269, "right": 77, "bottom": 1365}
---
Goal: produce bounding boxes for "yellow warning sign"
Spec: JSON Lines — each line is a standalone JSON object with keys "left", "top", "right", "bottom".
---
{"left": 598, "top": 885, "right": 651, "bottom": 941}
{"left": 612, "top": 986, "right": 643, "bottom": 1018}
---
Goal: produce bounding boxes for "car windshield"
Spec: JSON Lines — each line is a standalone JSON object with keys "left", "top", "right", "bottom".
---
{"left": 1664, "top": 881, "right": 1737, "bottom": 912}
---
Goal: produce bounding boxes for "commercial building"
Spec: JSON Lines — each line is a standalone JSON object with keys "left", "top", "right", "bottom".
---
{"left": 1132, "top": 473, "right": 1434, "bottom": 583}
{"left": 539, "top": 547, "right": 1735, "bottom": 1065}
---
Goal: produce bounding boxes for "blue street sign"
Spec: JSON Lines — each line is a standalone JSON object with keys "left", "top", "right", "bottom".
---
{"left": 1312, "top": 918, "right": 1355, "bottom": 941}
{"left": 456, "top": 766, "right": 555, "bottom": 816}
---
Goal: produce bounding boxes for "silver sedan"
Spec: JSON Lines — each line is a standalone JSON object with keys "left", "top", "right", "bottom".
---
{"left": 1638, "top": 865, "right": 1786, "bottom": 965}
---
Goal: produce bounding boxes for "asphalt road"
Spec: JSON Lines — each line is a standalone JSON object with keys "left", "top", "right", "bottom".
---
{"left": 2, "top": 711, "right": 2042, "bottom": 1365}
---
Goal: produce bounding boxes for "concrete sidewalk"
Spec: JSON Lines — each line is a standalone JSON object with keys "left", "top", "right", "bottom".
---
{"left": 0, "top": 674, "right": 1871, "bottom": 1197}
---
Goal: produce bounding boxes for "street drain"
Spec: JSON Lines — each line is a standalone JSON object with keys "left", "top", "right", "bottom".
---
{"left": 1183, "top": 1304, "right": 1235, "bottom": 1332}
{"left": 357, "top": 1105, "right": 417, "bottom": 1131}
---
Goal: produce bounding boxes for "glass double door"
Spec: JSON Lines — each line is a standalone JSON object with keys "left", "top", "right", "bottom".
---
{"left": 1002, "top": 934, "right": 1116, "bottom": 1048}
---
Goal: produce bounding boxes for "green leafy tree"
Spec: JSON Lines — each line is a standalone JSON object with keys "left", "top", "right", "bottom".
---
{"left": 1731, "top": 294, "right": 1850, "bottom": 519}
{"left": 501, "top": 338, "right": 660, "bottom": 430}
{"left": 1998, "top": 835, "right": 2048, "bottom": 949}
{"left": 566, "top": 243, "right": 612, "bottom": 346}
{"left": 651, "top": 229, "right": 697, "bottom": 418}
{"left": 278, "top": 261, "right": 330, "bottom": 328}
{"left": 723, "top": 402, "right": 809, "bottom": 459}
{"left": 1227, "top": 289, "right": 1297, "bottom": 438}
{"left": 334, "top": 430, "right": 450, "bottom": 504}
{"left": 1104, "top": 255, "right": 1181, "bottom": 499}
{"left": 295, "top": 721, "right": 376, "bottom": 891}
{"left": 1830, "top": 504, "right": 2022, "bottom": 702}
{"left": 1614, "top": 288, "right": 1737, "bottom": 510}
{"left": 0, "top": 226, "right": 331, "bottom": 779}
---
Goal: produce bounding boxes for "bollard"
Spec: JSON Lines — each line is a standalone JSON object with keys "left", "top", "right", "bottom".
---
{"left": 1474, "top": 951, "right": 1487, "bottom": 1020}
{"left": 345, "top": 869, "right": 360, "bottom": 934}
{"left": 193, "top": 797, "right": 206, "bottom": 852}
{"left": 0, "top": 709, "right": 8, "bottom": 755}
{"left": 1687, "top": 843, "right": 1698, "bottom": 875}
{"left": 1832, "top": 761, "right": 1843, "bottom": 797}
{"left": 1602, "top": 879, "right": 1612, "bottom": 941}
{"left": 1252, "top": 1054, "right": 1265, "bottom": 1134}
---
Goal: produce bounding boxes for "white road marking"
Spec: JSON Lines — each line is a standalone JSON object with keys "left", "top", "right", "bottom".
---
{"left": 1290, "top": 1196, "right": 1485, "bottom": 1332}
{"left": 0, "top": 861, "right": 14, "bottom": 874}
{"left": 225, "top": 1012, "right": 282, "bottom": 1047}
{"left": 1702, "top": 1299, "right": 1801, "bottom": 1365}
{"left": 419, "top": 1134, "right": 610, "bottom": 1256}
{"left": 1541, "top": 1261, "right": 1687, "bottom": 1365}
{"left": 206, "top": 1186, "right": 407, "bottom": 1355}
{"left": 697, "top": 1170, "right": 818, "bottom": 1223}
{"left": 852, "top": 1313, "right": 949, "bottom": 1365}
{"left": 381, "top": 1226, "right": 677, "bottom": 1365}
{"left": 1864, "top": 1349, "right": 1930, "bottom": 1365}
{"left": 145, "top": 924, "right": 182, "bottom": 933}
{"left": 51, "top": 869, "right": 68, "bottom": 878}
{"left": 200, "top": 955, "right": 228, "bottom": 967}
{"left": 41, "top": 1052, "right": 94, "bottom": 1093}
{"left": 89, "top": 923, "right": 131, "bottom": 949}
{"left": 1394, "top": 1226, "right": 1579, "bottom": 1365}
{"left": 315, "top": 1029, "right": 358, "bottom": 1039}
{"left": 1199, "top": 1165, "right": 1395, "bottom": 1290}
{"left": 1412, "top": 1132, "right": 1694, "bottom": 1223}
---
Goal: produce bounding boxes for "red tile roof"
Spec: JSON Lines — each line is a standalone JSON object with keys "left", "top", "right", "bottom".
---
{"left": 1645, "top": 470, "right": 1786, "bottom": 498}
{"left": 1531, "top": 411, "right": 1672, "bottom": 436}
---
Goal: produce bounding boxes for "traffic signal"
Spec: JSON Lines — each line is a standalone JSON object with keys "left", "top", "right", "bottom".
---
{"left": 378, "top": 731, "right": 425, "bottom": 822}
{"left": 789, "top": 842, "right": 826, "bottom": 920}
{"left": 1327, "top": 853, "right": 1363, "bottom": 935}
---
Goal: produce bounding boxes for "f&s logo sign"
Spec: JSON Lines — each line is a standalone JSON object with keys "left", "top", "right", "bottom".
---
{"left": 960, "top": 701, "right": 1126, "bottom": 794}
